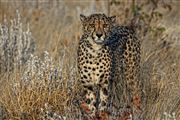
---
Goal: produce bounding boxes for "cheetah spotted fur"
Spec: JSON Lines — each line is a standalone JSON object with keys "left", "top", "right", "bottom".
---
{"left": 77, "top": 13, "right": 143, "bottom": 120}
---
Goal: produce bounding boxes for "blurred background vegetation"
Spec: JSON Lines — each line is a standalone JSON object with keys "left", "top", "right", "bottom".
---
{"left": 0, "top": 0, "right": 179, "bottom": 120}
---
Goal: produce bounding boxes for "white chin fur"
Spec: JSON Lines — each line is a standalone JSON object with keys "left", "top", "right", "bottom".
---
{"left": 94, "top": 37, "right": 104, "bottom": 44}
{"left": 95, "top": 40, "right": 104, "bottom": 44}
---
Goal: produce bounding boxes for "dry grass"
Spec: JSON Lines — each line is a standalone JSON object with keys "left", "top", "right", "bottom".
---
{"left": 0, "top": 73, "right": 69, "bottom": 119}
{"left": 0, "top": 0, "right": 179, "bottom": 120}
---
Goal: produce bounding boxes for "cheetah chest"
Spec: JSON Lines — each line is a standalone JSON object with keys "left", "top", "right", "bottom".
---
{"left": 78, "top": 44, "right": 112, "bottom": 84}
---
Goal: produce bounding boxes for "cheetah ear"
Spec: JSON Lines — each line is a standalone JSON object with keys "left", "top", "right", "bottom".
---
{"left": 109, "top": 16, "right": 116, "bottom": 23}
{"left": 80, "top": 14, "right": 87, "bottom": 23}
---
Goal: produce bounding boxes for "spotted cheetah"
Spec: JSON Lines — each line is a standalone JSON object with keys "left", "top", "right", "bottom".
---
{"left": 77, "top": 13, "right": 116, "bottom": 119}
{"left": 77, "top": 13, "right": 143, "bottom": 120}
{"left": 105, "top": 25, "right": 143, "bottom": 119}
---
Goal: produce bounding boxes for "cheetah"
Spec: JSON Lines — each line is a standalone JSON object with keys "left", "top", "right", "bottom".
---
{"left": 77, "top": 13, "right": 143, "bottom": 120}
{"left": 105, "top": 25, "right": 143, "bottom": 119}
{"left": 77, "top": 13, "right": 116, "bottom": 119}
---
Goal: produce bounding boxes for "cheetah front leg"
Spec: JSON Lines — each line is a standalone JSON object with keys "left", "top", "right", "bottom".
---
{"left": 99, "top": 85, "right": 108, "bottom": 112}
{"left": 96, "top": 78, "right": 109, "bottom": 120}
{"left": 80, "top": 84, "right": 97, "bottom": 118}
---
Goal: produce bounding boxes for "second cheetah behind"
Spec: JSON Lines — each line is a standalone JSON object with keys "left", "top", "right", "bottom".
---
{"left": 105, "top": 25, "right": 143, "bottom": 119}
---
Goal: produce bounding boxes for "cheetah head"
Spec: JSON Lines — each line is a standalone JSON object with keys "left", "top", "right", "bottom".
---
{"left": 80, "top": 13, "right": 116, "bottom": 44}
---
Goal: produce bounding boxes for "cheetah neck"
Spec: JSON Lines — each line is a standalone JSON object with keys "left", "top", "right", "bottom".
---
{"left": 86, "top": 37, "right": 103, "bottom": 51}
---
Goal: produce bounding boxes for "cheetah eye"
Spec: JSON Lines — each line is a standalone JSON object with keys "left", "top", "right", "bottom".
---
{"left": 89, "top": 24, "right": 95, "bottom": 27}
{"left": 103, "top": 24, "right": 109, "bottom": 28}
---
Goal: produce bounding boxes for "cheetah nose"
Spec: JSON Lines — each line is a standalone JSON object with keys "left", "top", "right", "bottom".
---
{"left": 96, "top": 33, "right": 103, "bottom": 38}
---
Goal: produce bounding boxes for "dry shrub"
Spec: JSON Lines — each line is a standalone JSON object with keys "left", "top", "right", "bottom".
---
{"left": 0, "top": 51, "right": 78, "bottom": 120}
{"left": 0, "top": 76, "right": 69, "bottom": 119}
{"left": 0, "top": 10, "right": 35, "bottom": 73}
